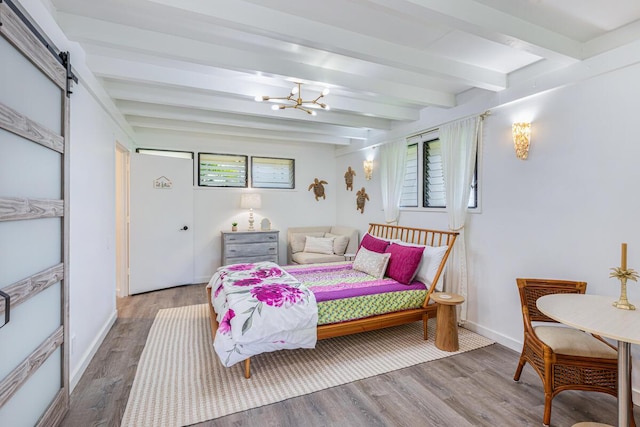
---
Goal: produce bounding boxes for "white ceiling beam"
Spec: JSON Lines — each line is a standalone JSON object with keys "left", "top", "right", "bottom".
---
{"left": 103, "top": 80, "right": 393, "bottom": 130}
{"left": 142, "top": 0, "right": 506, "bottom": 91}
{"left": 482, "top": 35, "right": 640, "bottom": 115}
{"left": 116, "top": 101, "right": 370, "bottom": 140}
{"left": 133, "top": 126, "right": 349, "bottom": 149}
{"left": 364, "top": 0, "right": 583, "bottom": 63}
{"left": 127, "top": 116, "right": 351, "bottom": 145}
{"left": 87, "top": 54, "right": 420, "bottom": 121}
{"left": 583, "top": 20, "right": 640, "bottom": 58}
{"left": 56, "top": 13, "right": 457, "bottom": 107}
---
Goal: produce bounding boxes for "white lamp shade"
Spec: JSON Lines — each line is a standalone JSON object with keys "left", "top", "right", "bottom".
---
{"left": 240, "top": 193, "right": 262, "bottom": 209}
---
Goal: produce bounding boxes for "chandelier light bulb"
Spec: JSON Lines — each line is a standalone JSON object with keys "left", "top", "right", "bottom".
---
{"left": 321, "top": 88, "right": 330, "bottom": 96}
{"left": 255, "top": 95, "right": 263, "bottom": 102}
{"left": 271, "top": 104, "right": 280, "bottom": 110}
{"left": 291, "top": 85, "right": 299, "bottom": 95}
{"left": 311, "top": 110, "right": 317, "bottom": 116}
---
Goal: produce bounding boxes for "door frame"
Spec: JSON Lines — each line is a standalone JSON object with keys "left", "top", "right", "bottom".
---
{"left": 115, "top": 142, "right": 130, "bottom": 298}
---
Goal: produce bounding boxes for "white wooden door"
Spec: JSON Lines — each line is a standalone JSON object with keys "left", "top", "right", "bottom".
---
{"left": 129, "top": 153, "right": 194, "bottom": 294}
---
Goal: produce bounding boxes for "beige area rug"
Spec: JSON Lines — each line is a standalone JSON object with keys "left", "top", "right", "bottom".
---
{"left": 121, "top": 304, "right": 494, "bottom": 427}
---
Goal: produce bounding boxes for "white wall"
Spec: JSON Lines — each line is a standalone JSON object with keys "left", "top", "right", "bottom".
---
{"left": 336, "top": 63, "right": 640, "bottom": 397}
{"left": 334, "top": 148, "right": 386, "bottom": 230}
{"left": 67, "top": 82, "right": 132, "bottom": 387}
{"left": 134, "top": 130, "right": 339, "bottom": 282}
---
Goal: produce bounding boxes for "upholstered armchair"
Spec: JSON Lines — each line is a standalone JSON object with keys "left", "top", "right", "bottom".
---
{"left": 514, "top": 278, "right": 635, "bottom": 427}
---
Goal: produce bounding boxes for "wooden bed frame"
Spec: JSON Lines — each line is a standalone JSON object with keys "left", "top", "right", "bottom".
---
{"left": 206, "top": 223, "right": 458, "bottom": 378}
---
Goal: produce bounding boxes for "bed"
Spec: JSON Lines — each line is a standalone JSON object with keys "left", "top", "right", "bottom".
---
{"left": 206, "top": 223, "right": 458, "bottom": 378}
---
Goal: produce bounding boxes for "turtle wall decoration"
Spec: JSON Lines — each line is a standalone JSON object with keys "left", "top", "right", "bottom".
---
{"left": 356, "top": 187, "right": 369, "bottom": 214}
{"left": 343, "top": 166, "right": 356, "bottom": 191}
{"left": 308, "top": 178, "right": 328, "bottom": 201}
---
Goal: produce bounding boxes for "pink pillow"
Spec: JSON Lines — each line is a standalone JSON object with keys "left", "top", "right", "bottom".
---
{"left": 384, "top": 243, "right": 425, "bottom": 285}
{"left": 359, "top": 233, "right": 390, "bottom": 254}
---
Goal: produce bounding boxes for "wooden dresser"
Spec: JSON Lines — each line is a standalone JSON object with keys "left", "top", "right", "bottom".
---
{"left": 221, "top": 230, "right": 279, "bottom": 265}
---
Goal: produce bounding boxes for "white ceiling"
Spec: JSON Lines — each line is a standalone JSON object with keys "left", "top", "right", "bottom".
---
{"left": 47, "top": 0, "right": 640, "bottom": 147}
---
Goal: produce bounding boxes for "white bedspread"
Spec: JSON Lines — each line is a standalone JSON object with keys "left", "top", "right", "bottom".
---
{"left": 208, "top": 261, "right": 318, "bottom": 367}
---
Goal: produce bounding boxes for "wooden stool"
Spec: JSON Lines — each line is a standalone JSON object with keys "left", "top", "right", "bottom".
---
{"left": 431, "top": 292, "right": 465, "bottom": 351}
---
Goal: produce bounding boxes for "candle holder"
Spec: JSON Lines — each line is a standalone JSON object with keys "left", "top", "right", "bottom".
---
{"left": 610, "top": 266, "right": 638, "bottom": 310}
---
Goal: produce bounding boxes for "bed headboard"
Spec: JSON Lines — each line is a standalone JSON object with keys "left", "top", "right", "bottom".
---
{"left": 367, "top": 223, "right": 459, "bottom": 303}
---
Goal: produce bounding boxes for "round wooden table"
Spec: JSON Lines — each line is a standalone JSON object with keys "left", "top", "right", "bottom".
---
{"left": 431, "top": 292, "right": 465, "bottom": 351}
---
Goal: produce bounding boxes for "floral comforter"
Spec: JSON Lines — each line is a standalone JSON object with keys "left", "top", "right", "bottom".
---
{"left": 208, "top": 262, "right": 318, "bottom": 367}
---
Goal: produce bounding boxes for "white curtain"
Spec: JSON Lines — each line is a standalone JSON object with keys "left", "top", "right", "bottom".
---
{"left": 379, "top": 139, "right": 407, "bottom": 224}
{"left": 440, "top": 116, "right": 481, "bottom": 322}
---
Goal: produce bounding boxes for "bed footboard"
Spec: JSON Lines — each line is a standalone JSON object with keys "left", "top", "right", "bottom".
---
{"left": 206, "top": 285, "right": 218, "bottom": 341}
{"left": 207, "top": 285, "right": 252, "bottom": 378}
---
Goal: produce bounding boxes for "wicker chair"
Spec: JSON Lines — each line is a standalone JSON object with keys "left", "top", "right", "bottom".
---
{"left": 514, "top": 278, "right": 635, "bottom": 427}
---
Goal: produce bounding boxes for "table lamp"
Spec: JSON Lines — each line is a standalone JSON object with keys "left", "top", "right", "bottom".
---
{"left": 240, "top": 193, "right": 261, "bottom": 231}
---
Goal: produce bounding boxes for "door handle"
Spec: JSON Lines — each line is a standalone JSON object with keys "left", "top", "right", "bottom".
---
{"left": 180, "top": 225, "right": 189, "bottom": 231}
{"left": 0, "top": 290, "right": 10, "bottom": 329}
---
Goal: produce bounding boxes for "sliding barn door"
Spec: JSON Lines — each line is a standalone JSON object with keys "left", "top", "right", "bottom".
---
{"left": 0, "top": 1, "right": 71, "bottom": 425}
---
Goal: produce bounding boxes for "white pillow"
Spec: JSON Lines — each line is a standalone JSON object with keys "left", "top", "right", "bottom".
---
{"left": 325, "top": 233, "right": 350, "bottom": 256}
{"left": 303, "top": 236, "right": 335, "bottom": 255}
{"left": 352, "top": 246, "right": 391, "bottom": 279}
{"left": 290, "top": 232, "right": 325, "bottom": 253}
{"left": 419, "top": 245, "right": 449, "bottom": 286}
{"left": 395, "top": 241, "right": 449, "bottom": 287}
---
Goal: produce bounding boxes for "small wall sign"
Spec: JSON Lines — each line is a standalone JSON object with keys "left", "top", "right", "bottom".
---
{"left": 153, "top": 176, "right": 172, "bottom": 189}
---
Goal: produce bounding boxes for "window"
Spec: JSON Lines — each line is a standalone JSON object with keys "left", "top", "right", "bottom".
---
{"left": 423, "top": 138, "right": 477, "bottom": 208}
{"left": 251, "top": 156, "right": 295, "bottom": 189}
{"left": 136, "top": 148, "right": 193, "bottom": 159}
{"left": 137, "top": 149, "right": 195, "bottom": 185}
{"left": 400, "top": 143, "right": 418, "bottom": 207}
{"left": 198, "top": 153, "right": 247, "bottom": 187}
{"left": 423, "top": 139, "right": 446, "bottom": 208}
{"left": 400, "top": 136, "right": 478, "bottom": 209}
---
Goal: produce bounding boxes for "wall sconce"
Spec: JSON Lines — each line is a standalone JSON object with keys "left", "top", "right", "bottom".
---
{"left": 240, "top": 193, "right": 261, "bottom": 231}
{"left": 363, "top": 160, "right": 373, "bottom": 180}
{"left": 512, "top": 122, "right": 531, "bottom": 160}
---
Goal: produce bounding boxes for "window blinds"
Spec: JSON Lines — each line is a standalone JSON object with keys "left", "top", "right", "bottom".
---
{"left": 199, "top": 153, "right": 247, "bottom": 187}
{"left": 251, "top": 157, "right": 294, "bottom": 189}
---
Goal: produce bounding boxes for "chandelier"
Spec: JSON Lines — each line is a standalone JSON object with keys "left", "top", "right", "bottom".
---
{"left": 254, "top": 83, "right": 330, "bottom": 115}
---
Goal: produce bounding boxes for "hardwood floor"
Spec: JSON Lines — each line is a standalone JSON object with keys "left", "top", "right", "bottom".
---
{"left": 61, "top": 284, "right": 638, "bottom": 427}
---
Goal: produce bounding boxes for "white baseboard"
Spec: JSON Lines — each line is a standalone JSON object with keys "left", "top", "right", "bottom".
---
{"left": 462, "top": 320, "right": 522, "bottom": 353}
{"left": 462, "top": 320, "right": 640, "bottom": 407}
{"left": 195, "top": 275, "right": 211, "bottom": 284}
{"left": 69, "top": 310, "right": 117, "bottom": 392}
